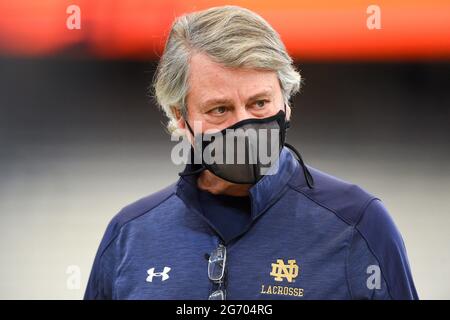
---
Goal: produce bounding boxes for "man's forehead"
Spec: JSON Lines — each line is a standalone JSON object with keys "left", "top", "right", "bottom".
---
{"left": 189, "top": 52, "right": 277, "bottom": 84}
{"left": 197, "top": 87, "right": 275, "bottom": 108}
{"left": 187, "top": 52, "right": 280, "bottom": 108}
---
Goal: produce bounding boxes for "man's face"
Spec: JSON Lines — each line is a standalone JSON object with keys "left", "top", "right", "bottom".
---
{"left": 177, "top": 52, "right": 288, "bottom": 136}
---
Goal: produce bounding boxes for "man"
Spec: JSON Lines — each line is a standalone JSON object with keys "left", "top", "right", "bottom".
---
{"left": 85, "top": 5, "right": 418, "bottom": 300}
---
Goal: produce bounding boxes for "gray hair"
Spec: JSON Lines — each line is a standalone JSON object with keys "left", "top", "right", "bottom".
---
{"left": 152, "top": 5, "right": 301, "bottom": 134}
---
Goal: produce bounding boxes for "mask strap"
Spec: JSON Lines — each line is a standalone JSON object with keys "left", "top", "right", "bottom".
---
{"left": 284, "top": 142, "right": 315, "bottom": 189}
{"left": 181, "top": 108, "right": 195, "bottom": 136}
{"left": 178, "top": 109, "right": 206, "bottom": 177}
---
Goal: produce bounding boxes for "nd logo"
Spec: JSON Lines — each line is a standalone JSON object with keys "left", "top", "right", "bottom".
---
{"left": 270, "top": 259, "right": 299, "bottom": 282}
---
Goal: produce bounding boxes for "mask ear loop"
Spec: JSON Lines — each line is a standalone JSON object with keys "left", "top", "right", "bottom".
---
{"left": 178, "top": 108, "right": 206, "bottom": 177}
{"left": 282, "top": 103, "right": 314, "bottom": 189}
{"left": 284, "top": 143, "right": 314, "bottom": 189}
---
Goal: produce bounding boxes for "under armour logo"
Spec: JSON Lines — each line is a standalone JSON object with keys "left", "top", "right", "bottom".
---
{"left": 146, "top": 266, "right": 171, "bottom": 282}
{"left": 270, "top": 259, "right": 299, "bottom": 283}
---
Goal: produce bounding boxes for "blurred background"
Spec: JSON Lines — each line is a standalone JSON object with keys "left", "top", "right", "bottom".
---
{"left": 0, "top": 0, "right": 449, "bottom": 299}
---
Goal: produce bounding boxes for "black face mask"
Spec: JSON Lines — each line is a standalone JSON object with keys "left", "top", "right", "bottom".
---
{"left": 179, "top": 105, "right": 314, "bottom": 188}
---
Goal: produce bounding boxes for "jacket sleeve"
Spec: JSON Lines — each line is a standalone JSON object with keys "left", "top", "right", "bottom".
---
{"left": 347, "top": 199, "right": 419, "bottom": 300}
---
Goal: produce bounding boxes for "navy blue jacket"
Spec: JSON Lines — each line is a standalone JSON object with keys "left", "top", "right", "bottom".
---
{"left": 84, "top": 147, "right": 418, "bottom": 300}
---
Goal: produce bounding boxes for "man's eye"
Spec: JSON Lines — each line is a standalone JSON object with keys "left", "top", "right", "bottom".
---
{"left": 255, "top": 100, "right": 269, "bottom": 108}
{"left": 210, "top": 106, "right": 227, "bottom": 115}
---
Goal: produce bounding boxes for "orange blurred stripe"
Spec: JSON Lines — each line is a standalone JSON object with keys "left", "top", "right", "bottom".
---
{"left": 0, "top": 0, "right": 449, "bottom": 60}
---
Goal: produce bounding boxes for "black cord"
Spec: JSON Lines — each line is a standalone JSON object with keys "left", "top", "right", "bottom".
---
{"left": 284, "top": 142, "right": 315, "bottom": 189}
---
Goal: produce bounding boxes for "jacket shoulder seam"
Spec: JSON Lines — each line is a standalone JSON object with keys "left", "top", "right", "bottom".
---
{"left": 353, "top": 199, "right": 395, "bottom": 300}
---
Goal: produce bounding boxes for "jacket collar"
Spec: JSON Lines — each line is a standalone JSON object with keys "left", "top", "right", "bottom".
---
{"left": 175, "top": 146, "right": 303, "bottom": 221}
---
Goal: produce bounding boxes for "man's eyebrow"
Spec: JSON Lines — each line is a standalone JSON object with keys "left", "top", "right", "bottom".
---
{"left": 200, "top": 89, "right": 273, "bottom": 110}
{"left": 247, "top": 89, "right": 273, "bottom": 102}
{"left": 200, "top": 97, "right": 234, "bottom": 110}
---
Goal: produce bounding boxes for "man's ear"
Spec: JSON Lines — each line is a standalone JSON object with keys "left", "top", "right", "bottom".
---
{"left": 170, "top": 106, "right": 186, "bottom": 130}
{"left": 286, "top": 104, "right": 292, "bottom": 121}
